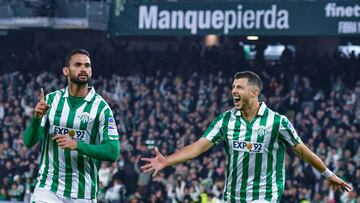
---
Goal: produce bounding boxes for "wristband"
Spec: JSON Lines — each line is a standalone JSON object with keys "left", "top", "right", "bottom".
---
{"left": 321, "top": 168, "right": 334, "bottom": 178}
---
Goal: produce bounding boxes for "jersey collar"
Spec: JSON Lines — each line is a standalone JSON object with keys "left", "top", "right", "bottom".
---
{"left": 233, "top": 102, "right": 267, "bottom": 117}
{"left": 63, "top": 86, "right": 96, "bottom": 102}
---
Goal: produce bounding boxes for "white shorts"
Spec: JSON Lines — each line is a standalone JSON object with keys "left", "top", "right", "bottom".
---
{"left": 250, "top": 200, "right": 271, "bottom": 203}
{"left": 31, "top": 187, "right": 97, "bottom": 203}
{"left": 224, "top": 199, "right": 270, "bottom": 203}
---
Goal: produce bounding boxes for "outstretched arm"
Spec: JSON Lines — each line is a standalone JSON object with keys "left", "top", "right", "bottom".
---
{"left": 141, "top": 137, "right": 214, "bottom": 176}
{"left": 292, "top": 142, "right": 352, "bottom": 192}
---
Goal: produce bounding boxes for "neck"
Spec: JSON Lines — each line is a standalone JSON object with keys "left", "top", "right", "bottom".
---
{"left": 241, "top": 100, "right": 260, "bottom": 122}
{"left": 68, "top": 82, "right": 89, "bottom": 97}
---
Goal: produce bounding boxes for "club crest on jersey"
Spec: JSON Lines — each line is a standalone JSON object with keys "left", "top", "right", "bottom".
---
{"left": 257, "top": 126, "right": 266, "bottom": 138}
{"left": 233, "top": 140, "right": 264, "bottom": 153}
{"left": 80, "top": 112, "right": 91, "bottom": 123}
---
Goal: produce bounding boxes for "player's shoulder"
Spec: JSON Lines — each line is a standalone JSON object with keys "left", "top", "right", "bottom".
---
{"left": 269, "top": 109, "right": 291, "bottom": 124}
{"left": 93, "top": 93, "right": 112, "bottom": 110}
{"left": 262, "top": 106, "right": 287, "bottom": 121}
{"left": 44, "top": 89, "right": 63, "bottom": 100}
{"left": 217, "top": 109, "right": 235, "bottom": 119}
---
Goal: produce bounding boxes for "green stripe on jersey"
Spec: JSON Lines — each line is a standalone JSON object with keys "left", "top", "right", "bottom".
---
{"left": 239, "top": 118, "right": 256, "bottom": 203}
{"left": 218, "top": 112, "right": 230, "bottom": 201}
{"left": 89, "top": 100, "right": 106, "bottom": 199}
{"left": 63, "top": 98, "right": 77, "bottom": 197}
{"left": 50, "top": 91, "right": 65, "bottom": 192}
{"left": 77, "top": 101, "right": 94, "bottom": 198}
{"left": 252, "top": 108, "right": 269, "bottom": 200}
{"left": 276, "top": 141, "right": 285, "bottom": 202}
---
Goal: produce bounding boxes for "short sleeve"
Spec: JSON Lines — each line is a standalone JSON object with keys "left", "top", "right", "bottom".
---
{"left": 202, "top": 113, "right": 225, "bottom": 144}
{"left": 98, "top": 107, "right": 119, "bottom": 142}
{"left": 278, "top": 115, "right": 302, "bottom": 146}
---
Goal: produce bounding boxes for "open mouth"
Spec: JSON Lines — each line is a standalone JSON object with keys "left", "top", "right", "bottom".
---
{"left": 233, "top": 96, "right": 241, "bottom": 103}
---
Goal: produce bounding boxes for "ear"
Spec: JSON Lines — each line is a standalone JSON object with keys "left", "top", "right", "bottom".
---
{"left": 252, "top": 88, "right": 259, "bottom": 98}
{"left": 63, "top": 67, "right": 69, "bottom": 76}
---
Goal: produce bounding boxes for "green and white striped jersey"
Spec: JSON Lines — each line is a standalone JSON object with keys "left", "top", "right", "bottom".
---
{"left": 203, "top": 102, "right": 301, "bottom": 203}
{"left": 36, "top": 87, "right": 119, "bottom": 200}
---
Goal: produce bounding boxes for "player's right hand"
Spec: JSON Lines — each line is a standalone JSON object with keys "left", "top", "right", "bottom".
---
{"left": 140, "top": 147, "right": 167, "bottom": 177}
{"left": 34, "top": 88, "right": 49, "bottom": 119}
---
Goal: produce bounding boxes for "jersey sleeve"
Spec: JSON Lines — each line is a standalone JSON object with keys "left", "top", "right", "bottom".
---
{"left": 98, "top": 107, "right": 119, "bottom": 142}
{"left": 202, "top": 113, "right": 225, "bottom": 144}
{"left": 278, "top": 115, "right": 302, "bottom": 146}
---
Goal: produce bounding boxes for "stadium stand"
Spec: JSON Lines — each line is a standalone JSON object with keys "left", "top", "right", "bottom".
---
{"left": 0, "top": 34, "right": 359, "bottom": 202}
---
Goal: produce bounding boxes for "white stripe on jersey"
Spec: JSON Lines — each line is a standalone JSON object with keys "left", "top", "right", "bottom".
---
{"left": 39, "top": 91, "right": 61, "bottom": 192}
{"left": 234, "top": 121, "right": 247, "bottom": 203}
{"left": 224, "top": 115, "right": 236, "bottom": 200}
{"left": 246, "top": 118, "right": 262, "bottom": 201}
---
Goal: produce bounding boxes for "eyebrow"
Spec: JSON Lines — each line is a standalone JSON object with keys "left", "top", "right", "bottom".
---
{"left": 232, "top": 84, "right": 244, "bottom": 88}
{"left": 74, "top": 62, "right": 91, "bottom": 66}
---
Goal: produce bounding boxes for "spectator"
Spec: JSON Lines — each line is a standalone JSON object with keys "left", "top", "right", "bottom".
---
{"left": 0, "top": 35, "right": 359, "bottom": 202}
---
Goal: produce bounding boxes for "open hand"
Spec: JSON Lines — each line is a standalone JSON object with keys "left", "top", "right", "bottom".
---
{"left": 140, "top": 147, "right": 167, "bottom": 177}
{"left": 327, "top": 174, "right": 352, "bottom": 192}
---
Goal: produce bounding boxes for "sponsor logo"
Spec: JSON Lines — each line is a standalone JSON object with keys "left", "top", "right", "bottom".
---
{"left": 53, "top": 126, "right": 87, "bottom": 141}
{"left": 233, "top": 140, "right": 263, "bottom": 153}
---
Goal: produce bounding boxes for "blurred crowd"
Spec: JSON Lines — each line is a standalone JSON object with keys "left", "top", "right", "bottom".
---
{"left": 0, "top": 37, "right": 360, "bottom": 203}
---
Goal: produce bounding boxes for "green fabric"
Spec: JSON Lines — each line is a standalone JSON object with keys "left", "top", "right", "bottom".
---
{"left": 23, "top": 117, "right": 44, "bottom": 148}
{"left": 77, "top": 140, "right": 119, "bottom": 162}
{"left": 68, "top": 95, "right": 86, "bottom": 109}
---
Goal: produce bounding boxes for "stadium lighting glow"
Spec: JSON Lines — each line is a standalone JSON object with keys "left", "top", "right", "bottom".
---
{"left": 247, "top": 36, "right": 259, "bottom": 40}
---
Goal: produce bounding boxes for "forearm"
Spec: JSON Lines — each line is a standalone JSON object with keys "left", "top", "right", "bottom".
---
{"left": 77, "top": 140, "right": 119, "bottom": 162}
{"left": 165, "top": 138, "right": 212, "bottom": 166}
{"left": 23, "top": 117, "right": 43, "bottom": 148}
{"left": 295, "top": 143, "right": 327, "bottom": 173}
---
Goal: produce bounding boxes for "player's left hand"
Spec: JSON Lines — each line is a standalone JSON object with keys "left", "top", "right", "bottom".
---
{"left": 327, "top": 174, "right": 352, "bottom": 192}
{"left": 53, "top": 135, "right": 77, "bottom": 150}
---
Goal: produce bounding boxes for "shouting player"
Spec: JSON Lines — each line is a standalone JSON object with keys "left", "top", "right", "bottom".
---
{"left": 141, "top": 71, "right": 352, "bottom": 203}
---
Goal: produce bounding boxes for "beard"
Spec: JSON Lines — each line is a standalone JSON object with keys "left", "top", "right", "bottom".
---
{"left": 237, "top": 97, "right": 251, "bottom": 111}
{"left": 69, "top": 73, "right": 91, "bottom": 86}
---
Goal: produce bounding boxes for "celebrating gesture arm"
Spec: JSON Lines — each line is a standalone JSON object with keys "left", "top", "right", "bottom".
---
{"left": 24, "top": 88, "right": 50, "bottom": 148}
{"left": 293, "top": 142, "right": 352, "bottom": 192}
{"left": 140, "top": 137, "right": 214, "bottom": 177}
{"left": 33, "top": 88, "right": 50, "bottom": 119}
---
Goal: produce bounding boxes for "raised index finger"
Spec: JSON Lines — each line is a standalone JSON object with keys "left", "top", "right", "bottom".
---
{"left": 40, "top": 88, "right": 45, "bottom": 101}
